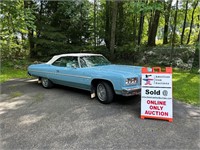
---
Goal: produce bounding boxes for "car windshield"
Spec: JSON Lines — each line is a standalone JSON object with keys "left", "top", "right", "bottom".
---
{"left": 80, "top": 56, "right": 111, "bottom": 67}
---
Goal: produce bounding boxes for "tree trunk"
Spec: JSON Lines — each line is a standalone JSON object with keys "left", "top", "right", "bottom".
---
{"left": 180, "top": 0, "right": 189, "bottom": 45}
{"left": 6, "top": 14, "right": 12, "bottom": 53}
{"left": 28, "top": 30, "right": 34, "bottom": 57}
{"left": 171, "top": 0, "right": 178, "bottom": 61}
{"left": 187, "top": 0, "right": 199, "bottom": 44}
{"left": 24, "top": 0, "right": 35, "bottom": 58}
{"left": 133, "top": 15, "right": 137, "bottom": 45}
{"left": 192, "top": 46, "right": 199, "bottom": 69}
{"left": 163, "top": 0, "right": 172, "bottom": 44}
{"left": 116, "top": 1, "right": 124, "bottom": 46}
{"left": 198, "top": 32, "right": 200, "bottom": 42}
{"left": 138, "top": 0, "right": 145, "bottom": 45}
{"left": 109, "top": 1, "right": 118, "bottom": 58}
{"left": 132, "top": 0, "right": 138, "bottom": 45}
{"left": 197, "top": 15, "right": 200, "bottom": 42}
{"left": 94, "top": 0, "right": 97, "bottom": 49}
{"left": 36, "top": 1, "right": 44, "bottom": 38}
{"left": 147, "top": 9, "right": 160, "bottom": 46}
{"left": 105, "top": 0, "right": 111, "bottom": 49}
{"left": 147, "top": 10, "right": 154, "bottom": 44}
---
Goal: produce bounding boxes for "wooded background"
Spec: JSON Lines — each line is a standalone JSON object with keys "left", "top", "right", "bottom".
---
{"left": 0, "top": 0, "right": 199, "bottom": 68}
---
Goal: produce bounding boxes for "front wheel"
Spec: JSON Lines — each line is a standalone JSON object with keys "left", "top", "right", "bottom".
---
{"left": 41, "top": 78, "right": 53, "bottom": 88}
{"left": 96, "top": 81, "right": 114, "bottom": 104}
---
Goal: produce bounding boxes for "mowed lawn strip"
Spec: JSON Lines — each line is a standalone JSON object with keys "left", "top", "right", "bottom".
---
{"left": 173, "top": 70, "right": 199, "bottom": 105}
{"left": 0, "top": 67, "right": 30, "bottom": 83}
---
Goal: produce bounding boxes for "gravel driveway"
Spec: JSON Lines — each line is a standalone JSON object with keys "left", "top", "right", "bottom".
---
{"left": 0, "top": 79, "right": 199, "bottom": 150}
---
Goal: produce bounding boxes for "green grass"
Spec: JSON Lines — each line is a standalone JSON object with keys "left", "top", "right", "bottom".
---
{"left": 173, "top": 69, "right": 199, "bottom": 105}
{"left": 0, "top": 67, "right": 30, "bottom": 83}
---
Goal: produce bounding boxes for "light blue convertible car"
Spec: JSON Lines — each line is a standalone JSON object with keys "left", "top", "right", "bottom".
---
{"left": 28, "top": 53, "right": 142, "bottom": 104}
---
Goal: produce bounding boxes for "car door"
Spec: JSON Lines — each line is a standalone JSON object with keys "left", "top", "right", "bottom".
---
{"left": 51, "top": 56, "right": 91, "bottom": 90}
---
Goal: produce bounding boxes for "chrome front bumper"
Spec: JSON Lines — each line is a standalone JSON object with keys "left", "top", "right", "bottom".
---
{"left": 121, "top": 88, "right": 141, "bottom": 96}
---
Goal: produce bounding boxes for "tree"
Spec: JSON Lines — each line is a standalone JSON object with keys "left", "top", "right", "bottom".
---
{"left": 0, "top": 0, "right": 35, "bottom": 59}
{"left": 171, "top": 0, "right": 179, "bottom": 61}
{"left": 2, "top": 0, "right": 200, "bottom": 61}
{"left": 132, "top": 0, "right": 138, "bottom": 45}
{"left": 187, "top": 0, "right": 199, "bottom": 44}
{"left": 163, "top": 0, "right": 172, "bottom": 44}
{"left": 138, "top": 0, "right": 146, "bottom": 45}
{"left": 32, "top": 0, "right": 91, "bottom": 58}
{"left": 180, "top": 0, "right": 189, "bottom": 45}
{"left": 105, "top": 0, "right": 111, "bottom": 49}
{"left": 192, "top": 46, "right": 199, "bottom": 69}
{"left": 197, "top": 15, "right": 200, "bottom": 42}
{"left": 24, "top": 0, "right": 37, "bottom": 58}
{"left": 94, "top": 0, "right": 97, "bottom": 49}
{"left": 116, "top": 1, "right": 125, "bottom": 46}
{"left": 109, "top": 0, "right": 118, "bottom": 58}
{"left": 147, "top": 0, "right": 162, "bottom": 46}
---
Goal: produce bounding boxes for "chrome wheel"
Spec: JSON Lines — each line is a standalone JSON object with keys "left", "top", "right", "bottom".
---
{"left": 97, "top": 83, "right": 107, "bottom": 102}
{"left": 96, "top": 81, "right": 114, "bottom": 104}
{"left": 41, "top": 78, "right": 53, "bottom": 88}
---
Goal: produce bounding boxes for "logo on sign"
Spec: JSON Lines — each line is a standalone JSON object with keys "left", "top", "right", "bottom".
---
{"left": 143, "top": 75, "right": 153, "bottom": 85}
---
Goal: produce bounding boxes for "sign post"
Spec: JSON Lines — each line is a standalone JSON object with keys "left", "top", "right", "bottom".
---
{"left": 141, "top": 67, "right": 173, "bottom": 122}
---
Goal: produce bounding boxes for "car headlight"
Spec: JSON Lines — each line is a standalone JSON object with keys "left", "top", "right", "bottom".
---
{"left": 125, "top": 77, "right": 138, "bottom": 85}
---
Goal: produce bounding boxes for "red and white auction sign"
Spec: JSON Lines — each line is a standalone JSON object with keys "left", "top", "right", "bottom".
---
{"left": 141, "top": 67, "right": 173, "bottom": 122}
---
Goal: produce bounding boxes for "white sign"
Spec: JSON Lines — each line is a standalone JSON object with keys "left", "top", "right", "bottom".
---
{"left": 141, "top": 67, "right": 173, "bottom": 122}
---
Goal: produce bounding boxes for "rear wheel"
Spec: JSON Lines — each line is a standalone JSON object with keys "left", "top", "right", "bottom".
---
{"left": 96, "top": 81, "right": 114, "bottom": 104}
{"left": 41, "top": 78, "right": 53, "bottom": 88}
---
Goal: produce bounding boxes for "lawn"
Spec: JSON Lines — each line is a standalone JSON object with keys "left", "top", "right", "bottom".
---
{"left": 173, "top": 69, "right": 199, "bottom": 105}
{"left": 0, "top": 66, "right": 199, "bottom": 105}
{"left": 0, "top": 67, "right": 30, "bottom": 83}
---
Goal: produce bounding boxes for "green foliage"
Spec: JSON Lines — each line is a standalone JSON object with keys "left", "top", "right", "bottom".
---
{"left": 31, "top": 0, "right": 92, "bottom": 58}
{"left": 108, "top": 45, "right": 196, "bottom": 69}
{"left": 126, "top": 0, "right": 163, "bottom": 14}
{"left": 173, "top": 69, "right": 199, "bottom": 105}
{"left": 0, "top": 0, "right": 35, "bottom": 59}
{"left": 0, "top": 0, "right": 199, "bottom": 62}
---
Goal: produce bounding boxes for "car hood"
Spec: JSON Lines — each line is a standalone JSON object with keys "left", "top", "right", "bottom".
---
{"left": 93, "top": 64, "right": 142, "bottom": 77}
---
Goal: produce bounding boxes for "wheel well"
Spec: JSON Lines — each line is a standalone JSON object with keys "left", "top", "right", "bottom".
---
{"left": 91, "top": 79, "right": 114, "bottom": 92}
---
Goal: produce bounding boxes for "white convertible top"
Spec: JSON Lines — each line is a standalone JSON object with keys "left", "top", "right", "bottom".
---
{"left": 46, "top": 53, "right": 102, "bottom": 64}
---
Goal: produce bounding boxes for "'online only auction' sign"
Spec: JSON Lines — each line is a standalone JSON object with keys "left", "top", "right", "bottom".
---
{"left": 141, "top": 67, "right": 173, "bottom": 122}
